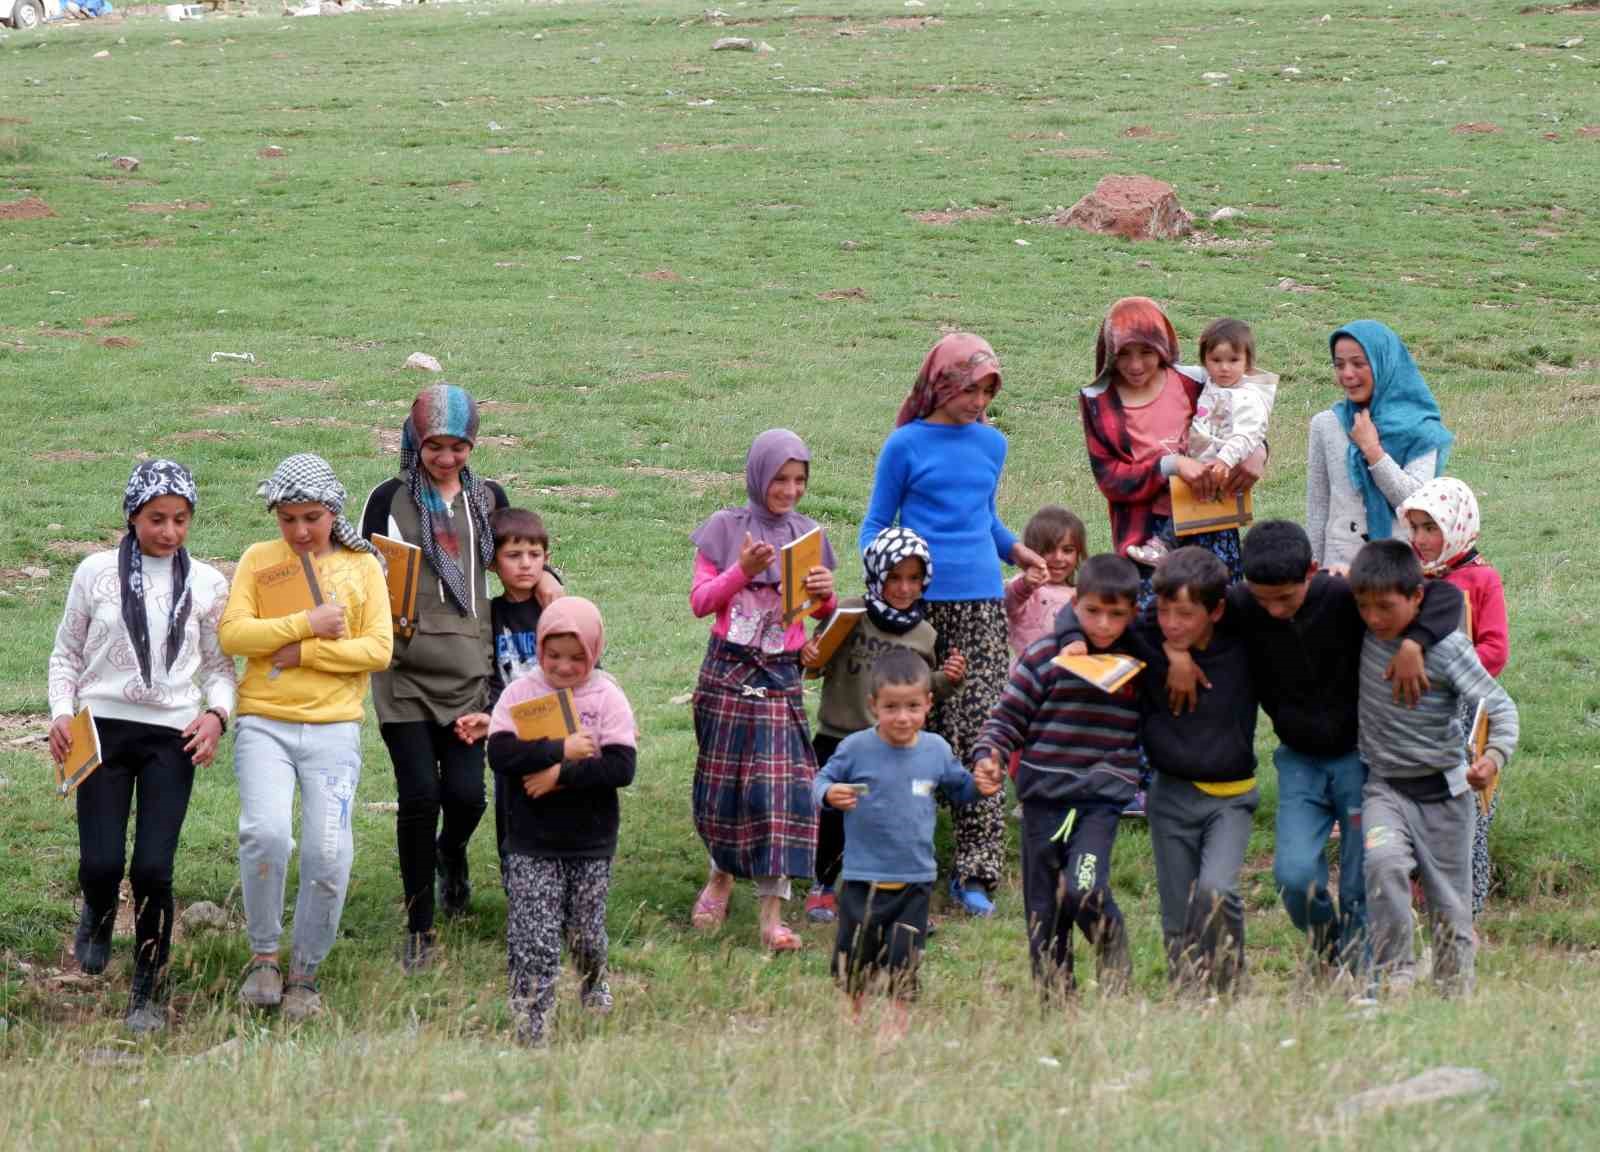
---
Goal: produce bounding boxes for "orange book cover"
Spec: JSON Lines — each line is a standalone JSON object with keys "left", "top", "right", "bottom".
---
{"left": 1170, "top": 475, "right": 1253, "bottom": 538}
{"left": 255, "top": 553, "right": 324, "bottom": 618}
{"left": 1470, "top": 699, "right": 1495, "bottom": 817}
{"left": 1049, "top": 652, "right": 1146, "bottom": 695}
{"left": 56, "top": 707, "right": 102, "bottom": 797}
{"left": 510, "top": 689, "right": 579, "bottom": 742}
{"left": 803, "top": 607, "right": 865, "bottom": 675}
{"left": 781, "top": 527, "right": 824, "bottom": 624}
{"left": 371, "top": 534, "right": 422, "bottom": 637}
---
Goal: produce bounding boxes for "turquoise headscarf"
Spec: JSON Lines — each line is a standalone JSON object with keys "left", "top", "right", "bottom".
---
{"left": 1329, "top": 320, "right": 1453, "bottom": 541}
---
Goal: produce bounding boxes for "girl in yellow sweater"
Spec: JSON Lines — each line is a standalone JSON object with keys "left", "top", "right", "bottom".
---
{"left": 220, "top": 454, "right": 393, "bottom": 1021}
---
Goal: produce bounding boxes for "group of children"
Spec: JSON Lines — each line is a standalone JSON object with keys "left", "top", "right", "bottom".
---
{"left": 43, "top": 299, "right": 1518, "bottom": 1043}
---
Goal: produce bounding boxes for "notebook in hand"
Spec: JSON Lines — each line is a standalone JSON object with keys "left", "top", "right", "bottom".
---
{"left": 1050, "top": 651, "right": 1146, "bottom": 694}
{"left": 255, "top": 553, "right": 324, "bottom": 618}
{"left": 1470, "top": 699, "right": 1495, "bottom": 817}
{"left": 1170, "top": 475, "right": 1253, "bottom": 538}
{"left": 371, "top": 534, "right": 422, "bottom": 638}
{"left": 781, "top": 526, "right": 824, "bottom": 624}
{"left": 803, "top": 606, "right": 865, "bottom": 674}
{"left": 510, "top": 689, "right": 579, "bottom": 742}
{"left": 56, "top": 707, "right": 102, "bottom": 797}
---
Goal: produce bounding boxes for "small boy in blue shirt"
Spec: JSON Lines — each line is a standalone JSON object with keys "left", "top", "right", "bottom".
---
{"left": 813, "top": 648, "right": 1003, "bottom": 1031}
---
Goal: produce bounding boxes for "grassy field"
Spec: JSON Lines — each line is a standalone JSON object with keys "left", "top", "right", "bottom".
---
{"left": 3, "top": 0, "right": 1600, "bottom": 1146}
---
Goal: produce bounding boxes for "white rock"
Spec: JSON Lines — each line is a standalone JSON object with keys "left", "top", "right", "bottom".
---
{"left": 93, "top": 50, "right": 110, "bottom": 59}
{"left": 1013, "top": 238, "right": 1030, "bottom": 246}
{"left": 1338, "top": 1068, "right": 1497, "bottom": 1118}
{"left": 180, "top": 901, "right": 228, "bottom": 931}
{"left": 711, "top": 37, "right": 761, "bottom": 51}
{"left": 487, "top": 121, "right": 503, "bottom": 132}
{"left": 1319, "top": 13, "right": 1331, "bottom": 23}
{"left": 1201, "top": 71, "right": 1229, "bottom": 80}
{"left": 905, "top": 0, "right": 925, "bottom": 6}
{"left": 404, "top": 352, "right": 444, "bottom": 373}
{"left": 1281, "top": 66, "right": 1301, "bottom": 75}
{"left": 1562, "top": 36, "right": 1584, "bottom": 49}
{"left": 1210, "top": 206, "right": 1245, "bottom": 221}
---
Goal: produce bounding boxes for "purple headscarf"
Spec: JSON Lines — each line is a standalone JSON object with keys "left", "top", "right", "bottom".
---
{"left": 690, "top": 428, "right": 836, "bottom": 586}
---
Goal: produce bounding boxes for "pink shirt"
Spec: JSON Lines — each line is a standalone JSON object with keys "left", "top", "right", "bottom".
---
{"left": 1442, "top": 561, "right": 1509, "bottom": 678}
{"left": 1120, "top": 375, "right": 1193, "bottom": 516}
{"left": 488, "top": 666, "right": 637, "bottom": 749}
{"left": 1004, "top": 577, "right": 1076, "bottom": 658}
{"left": 691, "top": 551, "right": 837, "bottom": 655}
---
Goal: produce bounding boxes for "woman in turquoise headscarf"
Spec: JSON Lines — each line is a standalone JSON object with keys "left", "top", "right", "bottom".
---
{"left": 1306, "top": 321, "right": 1455, "bottom": 571}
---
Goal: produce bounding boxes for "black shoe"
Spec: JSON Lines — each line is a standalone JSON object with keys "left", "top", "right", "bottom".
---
{"left": 437, "top": 851, "right": 471, "bottom": 920}
{"left": 401, "top": 931, "right": 435, "bottom": 974}
{"left": 74, "top": 904, "right": 113, "bottom": 975}
{"left": 124, "top": 963, "right": 166, "bottom": 1035}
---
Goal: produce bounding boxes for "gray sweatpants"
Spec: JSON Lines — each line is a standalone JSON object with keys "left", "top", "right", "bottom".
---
{"left": 1146, "top": 772, "right": 1259, "bottom": 993}
{"left": 1363, "top": 775, "right": 1475, "bottom": 996}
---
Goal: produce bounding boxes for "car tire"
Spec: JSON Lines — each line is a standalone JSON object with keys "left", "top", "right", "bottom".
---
{"left": 13, "top": 0, "right": 45, "bottom": 28}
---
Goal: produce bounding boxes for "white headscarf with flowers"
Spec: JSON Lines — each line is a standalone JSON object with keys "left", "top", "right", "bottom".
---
{"left": 1398, "top": 477, "right": 1480, "bottom": 578}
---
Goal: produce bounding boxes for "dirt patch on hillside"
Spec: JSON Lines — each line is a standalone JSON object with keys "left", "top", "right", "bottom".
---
{"left": 0, "top": 197, "right": 54, "bottom": 220}
{"left": 241, "top": 376, "right": 336, "bottom": 393}
{"left": 624, "top": 463, "right": 737, "bottom": 494}
{"left": 909, "top": 205, "right": 998, "bottom": 225}
{"left": 127, "top": 200, "right": 211, "bottom": 213}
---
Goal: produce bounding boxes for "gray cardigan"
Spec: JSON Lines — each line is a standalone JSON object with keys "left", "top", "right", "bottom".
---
{"left": 1306, "top": 410, "right": 1438, "bottom": 569}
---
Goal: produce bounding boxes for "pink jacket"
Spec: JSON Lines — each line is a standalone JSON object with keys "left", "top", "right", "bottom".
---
{"left": 691, "top": 551, "right": 837, "bottom": 654}
{"left": 1442, "top": 559, "right": 1508, "bottom": 678}
{"left": 1004, "top": 576, "right": 1076, "bottom": 658}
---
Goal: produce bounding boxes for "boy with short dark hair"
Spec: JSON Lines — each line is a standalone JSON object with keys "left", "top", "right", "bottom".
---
{"left": 812, "top": 648, "right": 1002, "bottom": 1037}
{"left": 972, "top": 554, "right": 1142, "bottom": 998}
{"left": 1349, "top": 540, "right": 1517, "bottom": 997}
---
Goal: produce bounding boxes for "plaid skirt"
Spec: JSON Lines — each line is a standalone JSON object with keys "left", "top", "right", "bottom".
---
{"left": 692, "top": 636, "right": 818, "bottom": 880}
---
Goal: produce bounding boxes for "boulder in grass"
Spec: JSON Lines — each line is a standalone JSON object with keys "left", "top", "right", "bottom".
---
{"left": 1056, "top": 175, "right": 1193, "bottom": 241}
{"left": 404, "top": 352, "right": 444, "bottom": 373}
{"left": 180, "top": 901, "right": 229, "bottom": 932}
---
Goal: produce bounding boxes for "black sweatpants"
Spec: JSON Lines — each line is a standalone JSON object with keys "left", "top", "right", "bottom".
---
{"left": 76, "top": 717, "right": 196, "bottom": 971}
{"left": 813, "top": 733, "right": 846, "bottom": 889}
{"left": 381, "top": 720, "right": 487, "bottom": 933}
{"left": 1020, "top": 801, "right": 1124, "bottom": 992}
{"left": 833, "top": 880, "right": 931, "bottom": 999}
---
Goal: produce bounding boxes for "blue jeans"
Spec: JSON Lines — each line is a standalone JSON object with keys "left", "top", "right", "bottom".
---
{"left": 1272, "top": 744, "right": 1366, "bottom": 963}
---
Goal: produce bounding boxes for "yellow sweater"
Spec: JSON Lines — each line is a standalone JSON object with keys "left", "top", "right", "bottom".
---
{"left": 220, "top": 539, "right": 394, "bottom": 725}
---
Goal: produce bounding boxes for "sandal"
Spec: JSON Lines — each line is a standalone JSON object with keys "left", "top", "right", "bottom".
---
{"left": 691, "top": 885, "right": 729, "bottom": 931}
{"left": 762, "top": 923, "right": 803, "bottom": 953}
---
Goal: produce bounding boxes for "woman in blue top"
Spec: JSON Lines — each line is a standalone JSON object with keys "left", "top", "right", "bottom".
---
{"left": 859, "top": 332, "right": 1046, "bottom": 915}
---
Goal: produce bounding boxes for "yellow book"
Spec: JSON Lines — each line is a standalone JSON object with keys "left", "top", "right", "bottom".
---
{"left": 371, "top": 534, "right": 423, "bottom": 638}
{"left": 510, "top": 689, "right": 579, "bottom": 742}
{"left": 1470, "top": 699, "right": 1495, "bottom": 817}
{"left": 1050, "top": 651, "right": 1146, "bottom": 695}
{"left": 781, "top": 526, "right": 824, "bottom": 624}
{"left": 56, "top": 707, "right": 102, "bottom": 797}
{"left": 803, "top": 607, "right": 865, "bottom": 676}
{"left": 1170, "top": 475, "right": 1254, "bottom": 538}
{"left": 254, "top": 553, "right": 324, "bottom": 618}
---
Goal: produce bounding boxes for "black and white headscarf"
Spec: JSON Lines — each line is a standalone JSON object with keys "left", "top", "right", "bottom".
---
{"left": 862, "top": 526, "right": 933, "bottom": 635}
{"left": 258, "top": 454, "right": 382, "bottom": 563}
{"left": 119, "top": 459, "right": 198, "bottom": 687}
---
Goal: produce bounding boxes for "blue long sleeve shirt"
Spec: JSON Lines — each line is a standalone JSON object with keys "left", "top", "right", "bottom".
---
{"left": 858, "top": 421, "right": 1019, "bottom": 601}
{"left": 811, "top": 728, "right": 979, "bottom": 883}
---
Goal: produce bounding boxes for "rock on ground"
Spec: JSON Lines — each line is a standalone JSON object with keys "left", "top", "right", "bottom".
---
{"left": 404, "top": 352, "right": 444, "bottom": 373}
{"left": 180, "top": 900, "right": 229, "bottom": 932}
{"left": 1055, "top": 175, "right": 1192, "bottom": 240}
{"left": 1338, "top": 1067, "right": 1497, "bottom": 1118}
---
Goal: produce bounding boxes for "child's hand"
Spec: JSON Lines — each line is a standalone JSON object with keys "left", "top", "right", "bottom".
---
{"left": 1023, "top": 564, "right": 1048, "bottom": 590}
{"left": 942, "top": 649, "right": 967, "bottom": 683}
{"left": 307, "top": 601, "right": 347, "bottom": 640}
{"left": 534, "top": 571, "right": 565, "bottom": 609}
{"left": 522, "top": 765, "right": 562, "bottom": 799}
{"left": 270, "top": 642, "right": 302, "bottom": 670}
{"left": 454, "top": 712, "right": 491, "bottom": 744}
{"left": 738, "top": 533, "right": 777, "bottom": 578}
{"left": 1222, "top": 445, "right": 1268, "bottom": 496}
{"left": 825, "top": 784, "right": 860, "bottom": 812}
{"left": 1163, "top": 646, "right": 1210, "bottom": 715}
{"left": 800, "top": 639, "right": 823, "bottom": 669}
{"left": 181, "top": 710, "right": 224, "bottom": 766}
{"left": 1175, "top": 456, "right": 1214, "bottom": 501}
{"left": 973, "top": 757, "right": 1003, "bottom": 797}
{"left": 1385, "top": 639, "right": 1430, "bottom": 707}
{"left": 1467, "top": 755, "right": 1500, "bottom": 792}
{"left": 803, "top": 565, "right": 834, "bottom": 602}
{"left": 1061, "top": 640, "right": 1089, "bottom": 658}
{"left": 1204, "top": 460, "right": 1230, "bottom": 489}
{"left": 1349, "top": 410, "right": 1383, "bottom": 462}
{"left": 1011, "top": 542, "right": 1048, "bottom": 585}
{"left": 47, "top": 716, "right": 73, "bottom": 766}
{"left": 563, "top": 730, "right": 599, "bottom": 762}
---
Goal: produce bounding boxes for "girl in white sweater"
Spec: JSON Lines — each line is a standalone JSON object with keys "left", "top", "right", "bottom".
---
{"left": 47, "top": 460, "right": 236, "bottom": 1034}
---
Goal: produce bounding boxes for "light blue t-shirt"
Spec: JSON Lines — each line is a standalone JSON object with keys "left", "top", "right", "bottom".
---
{"left": 858, "top": 420, "right": 1019, "bottom": 602}
{"left": 811, "top": 728, "right": 979, "bottom": 883}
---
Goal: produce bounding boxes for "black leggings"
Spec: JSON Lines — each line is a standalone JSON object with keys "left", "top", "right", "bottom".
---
{"left": 76, "top": 717, "right": 196, "bottom": 971}
{"left": 381, "top": 721, "right": 487, "bottom": 933}
{"left": 813, "top": 733, "right": 845, "bottom": 889}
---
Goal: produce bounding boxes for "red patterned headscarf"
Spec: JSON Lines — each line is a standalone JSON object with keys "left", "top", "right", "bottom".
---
{"left": 895, "top": 333, "right": 1003, "bottom": 427}
{"left": 1093, "top": 297, "right": 1180, "bottom": 381}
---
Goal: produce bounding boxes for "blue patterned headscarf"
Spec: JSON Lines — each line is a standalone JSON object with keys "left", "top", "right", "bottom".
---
{"left": 119, "top": 459, "right": 198, "bottom": 687}
{"left": 1330, "top": 320, "right": 1454, "bottom": 541}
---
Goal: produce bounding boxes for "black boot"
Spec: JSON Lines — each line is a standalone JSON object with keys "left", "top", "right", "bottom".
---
{"left": 74, "top": 904, "right": 113, "bottom": 975}
{"left": 124, "top": 961, "right": 166, "bottom": 1035}
{"left": 437, "top": 849, "right": 471, "bottom": 920}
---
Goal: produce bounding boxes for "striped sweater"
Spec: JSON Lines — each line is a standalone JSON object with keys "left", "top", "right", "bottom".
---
{"left": 1358, "top": 630, "right": 1518, "bottom": 796}
{"left": 972, "top": 628, "right": 1141, "bottom": 807}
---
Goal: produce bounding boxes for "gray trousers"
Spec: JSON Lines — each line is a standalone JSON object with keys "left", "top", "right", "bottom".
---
{"left": 1363, "top": 775, "right": 1475, "bottom": 995}
{"left": 1146, "top": 772, "right": 1259, "bottom": 993}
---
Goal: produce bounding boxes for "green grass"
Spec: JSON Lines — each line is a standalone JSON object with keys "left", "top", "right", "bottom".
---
{"left": 2, "top": 0, "right": 1599, "bottom": 1146}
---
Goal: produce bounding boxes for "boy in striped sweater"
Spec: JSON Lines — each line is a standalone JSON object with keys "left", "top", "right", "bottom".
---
{"left": 972, "top": 554, "right": 1143, "bottom": 997}
{"left": 1350, "top": 540, "right": 1518, "bottom": 998}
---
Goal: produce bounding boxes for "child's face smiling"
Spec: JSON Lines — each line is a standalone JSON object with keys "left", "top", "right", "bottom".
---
{"left": 1332, "top": 337, "right": 1375, "bottom": 405}
{"left": 1042, "top": 539, "right": 1080, "bottom": 586}
{"left": 274, "top": 501, "right": 336, "bottom": 556}
{"left": 420, "top": 436, "right": 473, "bottom": 488}
{"left": 494, "top": 539, "right": 548, "bottom": 598}
{"left": 881, "top": 555, "right": 926, "bottom": 611}
{"left": 131, "top": 495, "right": 192, "bottom": 558}
{"left": 1114, "top": 344, "right": 1163, "bottom": 393}
{"left": 870, "top": 680, "right": 932, "bottom": 747}
{"left": 1203, "top": 341, "right": 1248, "bottom": 388}
{"left": 765, "top": 459, "right": 808, "bottom": 515}
{"left": 930, "top": 373, "right": 999, "bottom": 425}
{"left": 1406, "top": 510, "right": 1445, "bottom": 564}
{"left": 539, "top": 632, "right": 591, "bottom": 689}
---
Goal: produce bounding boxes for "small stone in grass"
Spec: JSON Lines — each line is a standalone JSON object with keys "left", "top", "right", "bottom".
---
{"left": 1337, "top": 1067, "right": 1496, "bottom": 1118}
{"left": 112, "top": 156, "right": 140, "bottom": 172}
{"left": 1210, "top": 206, "right": 1245, "bottom": 221}
{"left": 404, "top": 352, "right": 444, "bottom": 373}
{"left": 180, "top": 901, "right": 229, "bottom": 932}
